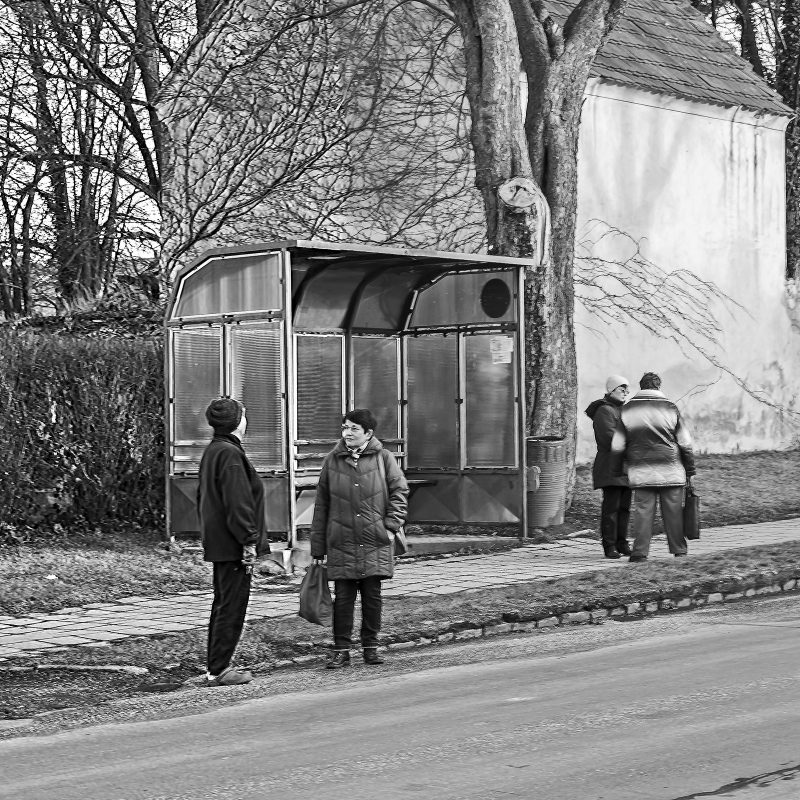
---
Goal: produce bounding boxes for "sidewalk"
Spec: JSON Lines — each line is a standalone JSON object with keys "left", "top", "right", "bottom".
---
{"left": 1, "top": 518, "right": 799, "bottom": 662}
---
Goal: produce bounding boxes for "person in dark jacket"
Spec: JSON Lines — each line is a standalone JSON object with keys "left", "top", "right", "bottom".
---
{"left": 197, "top": 398, "right": 268, "bottom": 686}
{"left": 310, "top": 408, "right": 408, "bottom": 670}
{"left": 611, "top": 372, "right": 696, "bottom": 562}
{"left": 585, "top": 374, "right": 632, "bottom": 559}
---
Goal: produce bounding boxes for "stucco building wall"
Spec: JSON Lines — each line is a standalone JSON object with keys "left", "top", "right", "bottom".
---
{"left": 574, "top": 79, "right": 799, "bottom": 461}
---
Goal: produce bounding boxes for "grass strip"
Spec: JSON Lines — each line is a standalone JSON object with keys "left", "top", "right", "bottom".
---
{"left": 3, "top": 450, "right": 799, "bottom": 616}
{"left": 2, "top": 541, "right": 799, "bottom": 722}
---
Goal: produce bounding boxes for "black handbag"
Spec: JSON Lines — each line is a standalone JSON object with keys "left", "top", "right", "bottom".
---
{"left": 683, "top": 485, "right": 701, "bottom": 540}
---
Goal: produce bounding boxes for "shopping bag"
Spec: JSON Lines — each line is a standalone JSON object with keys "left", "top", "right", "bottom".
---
{"left": 298, "top": 562, "right": 332, "bottom": 626}
{"left": 683, "top": 485, "right": 701, "bottom": 540}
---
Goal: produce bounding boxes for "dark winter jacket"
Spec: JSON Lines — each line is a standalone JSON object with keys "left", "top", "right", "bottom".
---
{"left": 585, "top": 394, "right": 629, "bottom": 490}
{"left": 197, "top": 433, "right": 267, "bottom": 562}
{"left": 310, "top": 437, "right": 408, "bottom": 581}
{"left": 610, "top": 390, "right": 696, "bottom": 488}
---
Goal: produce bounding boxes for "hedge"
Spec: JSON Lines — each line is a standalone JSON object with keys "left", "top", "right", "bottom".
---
{"left": 0, "top": 330, "right": 164, "bottom": 536}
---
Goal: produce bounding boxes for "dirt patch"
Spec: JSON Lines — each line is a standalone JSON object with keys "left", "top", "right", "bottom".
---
{"left": 0, "top": 662, "right": 205, "bottom": 721}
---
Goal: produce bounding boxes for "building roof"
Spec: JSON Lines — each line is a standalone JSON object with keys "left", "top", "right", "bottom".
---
{"left": 547, "top": 0, "right": 792, "bottom": 115}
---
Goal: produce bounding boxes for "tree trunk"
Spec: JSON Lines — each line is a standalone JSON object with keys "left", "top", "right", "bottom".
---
{"left": 734, "top": 0, "right": 766, "bottom": 78}
{"left": 134, "top": 0, "right": 166, "bottom": 196}
{"left": 776, "top": 0, "right": 800, "bottom": 279}
{"left": 447, "top": 0, "right": 627, "bottom": 501}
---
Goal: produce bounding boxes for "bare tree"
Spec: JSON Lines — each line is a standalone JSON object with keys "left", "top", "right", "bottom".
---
{"left": 0, "top": 0, "right": 200, "bottom": 313}
{"left": 0, "top": 40, "right": 44, "bottom": 316}
{"left": 316, "top": 0, "right": 613, "bottom": 473}
{"left": 158, "top": 0, "right": 484, "bottom": 272}
{"left": 173, "top": 0, "right": 625, "bottom": 465}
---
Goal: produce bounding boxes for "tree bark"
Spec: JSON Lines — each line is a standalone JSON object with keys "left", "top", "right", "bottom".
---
{"left": 447, "top": 0, "right": 627, "bottom": 484}
{"left": 777, "top": 0, "right": 800, "bottom": 280}
{"left": 134, "top": 0, "right": 166, "bottom": 197}
{"left": 734, "top": 0, "right": 765, "bottom": 77}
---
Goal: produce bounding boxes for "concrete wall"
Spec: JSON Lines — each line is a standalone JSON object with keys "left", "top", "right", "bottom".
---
{"left": 575, "top": 79, "right": 800, "bottom": 461}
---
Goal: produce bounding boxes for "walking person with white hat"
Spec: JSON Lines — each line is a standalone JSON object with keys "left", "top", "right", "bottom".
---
{"left": 585, "top": 374, "right": 633, "bottom": 559}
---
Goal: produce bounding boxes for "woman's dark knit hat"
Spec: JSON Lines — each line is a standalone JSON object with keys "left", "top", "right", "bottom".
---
{"left": 205, "top": 398, "right": 243, "bottom": 434}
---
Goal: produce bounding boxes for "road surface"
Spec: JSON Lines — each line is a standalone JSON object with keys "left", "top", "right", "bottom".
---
{"left": 2, "top": 595, "right": 799, "bottom": 799}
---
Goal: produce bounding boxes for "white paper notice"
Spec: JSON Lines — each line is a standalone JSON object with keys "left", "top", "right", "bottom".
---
{"left": 490, "top": 336, "right": 514, "bottom": 364}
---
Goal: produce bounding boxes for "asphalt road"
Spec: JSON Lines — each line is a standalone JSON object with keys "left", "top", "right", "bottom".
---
{"left": 2, "top": 595, "right": 800, "bottom": 800}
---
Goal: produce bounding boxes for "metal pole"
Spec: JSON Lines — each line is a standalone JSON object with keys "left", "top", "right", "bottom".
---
{"left": 164, "top": 325, "right": 173, "bottom": 544}
{"left": 282, "top": 249, "right": 298, "bottom": 557}
{"left": 517, "top": 265, "right": 528, "bottom": 541}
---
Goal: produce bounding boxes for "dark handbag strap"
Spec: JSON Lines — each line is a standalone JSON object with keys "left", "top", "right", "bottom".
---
{"left": 377, "top": 449, "right": 388, "bottom": 512}
{"left": 377, "top": 450, "right": 403, "bottom": 529}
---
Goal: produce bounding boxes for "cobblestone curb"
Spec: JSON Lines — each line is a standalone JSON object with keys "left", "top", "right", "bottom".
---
{"left": 270, "top": 577, "right": 800, "bottom": 670}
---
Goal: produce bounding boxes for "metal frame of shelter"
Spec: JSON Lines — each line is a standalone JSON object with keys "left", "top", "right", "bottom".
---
{"left": 164, "top": 240, "right": 533, "bottom": 547}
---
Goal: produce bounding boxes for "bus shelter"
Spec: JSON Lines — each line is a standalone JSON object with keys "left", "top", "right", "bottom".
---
{"left": 165, "top": 241, "right": 533, "bottom": 546}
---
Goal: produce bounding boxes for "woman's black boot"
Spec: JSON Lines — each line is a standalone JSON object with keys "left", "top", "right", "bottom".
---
{"left": 363, "top": 648, "right": 385, "bottom": 665}
{"left": 326, "top": 650, "right": 351, "bottom": 669}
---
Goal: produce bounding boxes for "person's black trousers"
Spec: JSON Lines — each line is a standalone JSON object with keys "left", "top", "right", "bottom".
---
{"left": 207, "top": 560, "right": 252, "bottom": 675}
{"left": 333, "top": 577, "right": 382, "bottom": 650}
{"left": 600, "top": 486, "right": 632, "bottom": 552}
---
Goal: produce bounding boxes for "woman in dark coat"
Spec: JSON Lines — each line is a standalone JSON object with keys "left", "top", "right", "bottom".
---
{"left": 310, "top": 408, "right": 408, "bottom": 669}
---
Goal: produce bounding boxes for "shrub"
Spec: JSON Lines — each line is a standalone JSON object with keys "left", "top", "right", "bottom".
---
{"left": 0, "top": 330, "right": 164, "bottom": 536}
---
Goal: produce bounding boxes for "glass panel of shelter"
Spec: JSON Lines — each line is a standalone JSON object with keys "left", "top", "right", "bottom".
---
{"left": 294, "top": 334, "right": 345, "bottom": 472}
{"left": 406, "top": 334, "right": 459, "bottom": 468}
{"left": 404, "top": 332, "right": 517, "bottom": 470}
{"left": 171, "top": 321, "right": 290, "bottom": 474}
{"left": 351, "top": 335, "right": 402, "bottom": 458}
{"left": 289, "top": 266, "right": 518, "bottom": 476}
{"left": 351, "top": 270, "right": 422, "bottom": 331}
{"left": 173, "top": 253, "right": 283, "bottom": 318}
{"left": 410, "top": 271, "right": 515, "bottom": 328}
{"left": 403, "top": 269, "right": 518, "bottom": 471}
{"left": 464, "top": 333, "right": 516, "bottom": 467}
{"left": 229, "top": 321, "right": 286, "bottom": 471}
{"left": 293, "top": 265, "right": 372, "bottom": 330}
{"left": 170, "top": 326, "right": 223, "bottom": 472}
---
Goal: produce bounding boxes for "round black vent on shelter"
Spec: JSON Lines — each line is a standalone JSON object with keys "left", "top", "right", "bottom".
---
{"left": 479, "top": 278, "right": 511, "bottom": 318}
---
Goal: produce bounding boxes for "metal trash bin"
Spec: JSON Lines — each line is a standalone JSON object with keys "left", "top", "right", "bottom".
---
{"left": 526, "top": 437, "right": 567, "bottom": 529}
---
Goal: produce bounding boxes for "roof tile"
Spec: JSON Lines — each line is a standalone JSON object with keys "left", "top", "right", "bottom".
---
{"left": 545, "top": 0, "right": 791, "bottom": 115}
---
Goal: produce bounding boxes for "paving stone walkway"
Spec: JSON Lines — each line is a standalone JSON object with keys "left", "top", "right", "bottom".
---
{"left": 1, "top": 518, "right": 798, "bottom": 662}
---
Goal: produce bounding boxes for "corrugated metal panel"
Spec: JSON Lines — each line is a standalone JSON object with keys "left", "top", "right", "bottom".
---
{"left": 230, "top": 322, "right": 285, "bottom": 470}
{"left": 171, "top": 326, "right": 222, "bottom": 471}
{"left": 407, "top": 335, "right": 458, "bottom": 468}
{"left": 296, "top": 335, "right": 344, "bottom": 441}
{"left": 465, "top": 334, "right": 516, "bottom": 467}
{"left": 352, "top": 336, "right": 400, "bottom": 441}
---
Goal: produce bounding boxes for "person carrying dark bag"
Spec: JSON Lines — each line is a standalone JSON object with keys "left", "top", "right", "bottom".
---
{"left": 310, "top": 408, "right": 408, "bottom": 670}
{"left": 611, "top": 372, "right": 697, "bottom": 561}
{"left": 197, "top": 398, "right": 269, "bottom": 686}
